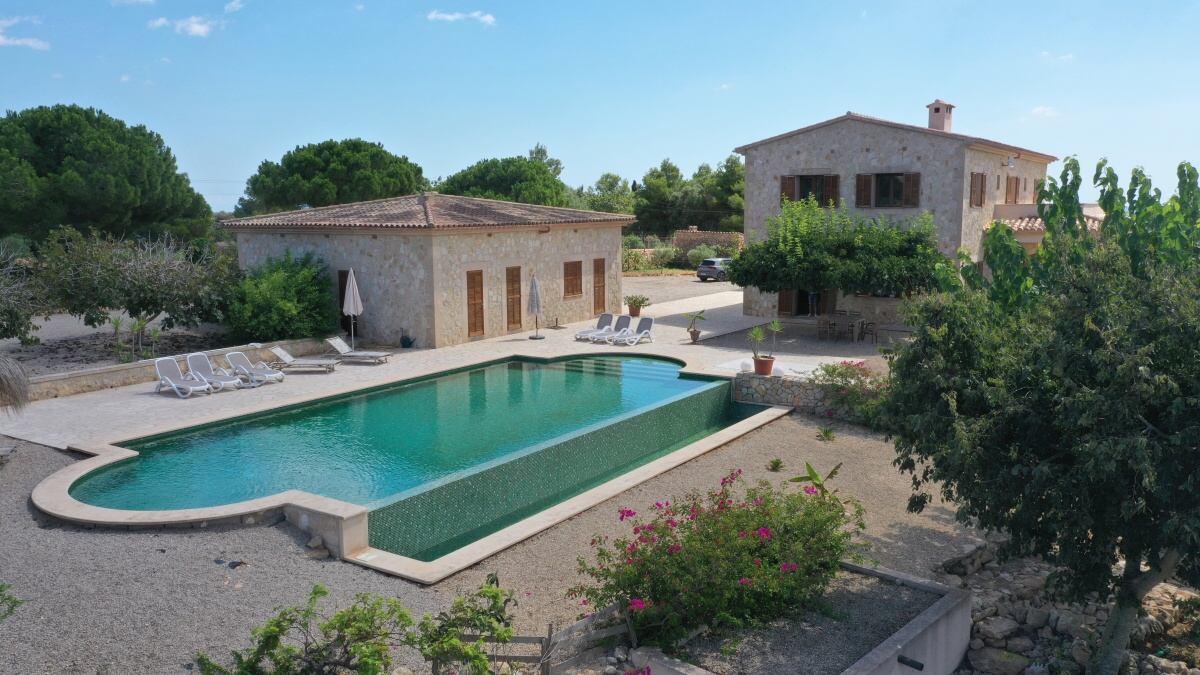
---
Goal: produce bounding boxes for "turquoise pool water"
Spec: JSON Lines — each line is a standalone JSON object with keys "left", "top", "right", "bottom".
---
{"left": 69, "top": 356, "right": 724, "bottom": 511}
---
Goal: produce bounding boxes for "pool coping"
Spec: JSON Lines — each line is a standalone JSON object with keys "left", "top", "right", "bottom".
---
{"left": 31, "top": 352, "right": 789, "bottom": 573}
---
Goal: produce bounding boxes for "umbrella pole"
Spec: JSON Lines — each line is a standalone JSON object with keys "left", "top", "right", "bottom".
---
{"left": 350, "top": 316, "right": 356, "bottom": 349}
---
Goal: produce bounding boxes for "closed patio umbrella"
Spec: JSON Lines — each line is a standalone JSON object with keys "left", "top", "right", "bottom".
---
{"left": 343, "top": 268, "right": 364, "bottom": 349}
{"left": 527, "top": 273, "right": 545, "bottom": 340}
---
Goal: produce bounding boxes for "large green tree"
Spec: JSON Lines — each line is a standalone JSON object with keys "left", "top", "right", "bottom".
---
{"left": 582, "top": 172, "right": 634, "bottom": 214}
{"left": 438, "top": 154, "right": 572, "bottom": 206}
{"left": 884, "top": 158, "right": 1200, "bottom": 674}
{"left": 235, "top": 139, "right": 426, "bottom": 216}
{"left": 0, "top": 105, "right": 211, "bottom": 240}
{"left": 632, "top": 155, "right": 744, "bottom": 234}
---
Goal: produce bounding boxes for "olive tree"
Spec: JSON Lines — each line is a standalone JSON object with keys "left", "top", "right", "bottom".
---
{"left": 884, "top": 158, "right": 1200, "bottom": 673}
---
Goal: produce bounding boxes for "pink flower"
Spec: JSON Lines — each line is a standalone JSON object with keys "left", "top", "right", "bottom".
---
{"left": 580, "top": 598, "right": 589, "bottom": 606}
{"left": 629, "top": 598, "right": 647, "bottom": 612}
{"left": 668, "top": 544, "right": 682, "bottom": 555}
{"left": 666, "top": 518, "right": 679, "bottom": 529}
{"left": 619, "top": 507, "right": 638, "bottom": 522}
{"left": 757, "top": 527, "right": 773, "bottom": 541}
{"left": 753, "top": 558, "right": 762, "bottom": 567}
{"left": 738, "top": 531, "right": 748, "bottom": 539}
{"left": 803, "top": 485, "right": 819, "bottom": 495}
{"left": 626, "top": 542, "right": 639, "bottom": 554}
{"left": 653, "top": 500, "right": 671, "bottom": 510}
{"left": 738, "top": 577, "right": 752, "bottom": 587}
{"left": 780, "top": 562, "right": 799, "bottom": 573}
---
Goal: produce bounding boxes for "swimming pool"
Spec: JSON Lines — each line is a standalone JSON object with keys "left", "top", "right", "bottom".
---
{"left": 68, "top": 356, "right": 752, "bottom": 559}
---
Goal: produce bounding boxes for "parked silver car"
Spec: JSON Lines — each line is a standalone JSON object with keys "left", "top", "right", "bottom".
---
{"left": 696, "top": 257, "right": 731, "bottom": 282}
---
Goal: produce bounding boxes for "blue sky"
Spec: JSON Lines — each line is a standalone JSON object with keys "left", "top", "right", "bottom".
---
{"left": 2, "top": 1, "right": 1198, "bottom": 212}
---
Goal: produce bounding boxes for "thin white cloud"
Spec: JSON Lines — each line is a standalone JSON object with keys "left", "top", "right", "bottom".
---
{"left": 1031, "top": 105, "right": 1059, "bottom": 118}
{"left": 148, "top": 15, "right": 218, "bottom": 37}
{"left": 1039, "top": 50, "right": 1075, "bottom": 62}
{"left": 119, "top": 73, "right": 132, "bottom": 83}
{"left": 224, "top": 0, "right": 245, "bottom": 13}
{"left": 427, "top": 9, "right": 495, "bottom": 26}
{"left": 50, "top": 71, "right": 63, "bottom": 79}
{"left": 160, "top": 56, "right": 171, "bottom": 63}
{"left": 715, "top": 83, "right": 732, "bottom": 91}
{"left": 0, "top": 16, "right": 50, "bottom": 50}
{"left": 354, "top": 3, "right": 365, "bottom": 10}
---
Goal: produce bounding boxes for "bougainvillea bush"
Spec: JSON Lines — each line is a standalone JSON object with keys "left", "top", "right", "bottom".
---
{"left": 569, "top": 469, "right": 864, "bottom": 645}
{"left": 810, "top": 360, "right": 889, "bottom": 429}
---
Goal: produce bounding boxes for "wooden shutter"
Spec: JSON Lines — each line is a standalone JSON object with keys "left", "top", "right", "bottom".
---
{"left": 563, "top": 261, "right": 582, "bottom": 297}
{"left": 969, "top": 173, "right": 984, "bottom": 208}
{"left": 505, "top": 266, "right": 521, "bottom": 331}
{"left": 592, "top": 258, "right": 606, "bottom": 314}
{"left": 466, "top": 270, "right": 484, "bottom": 337}
{"left": 855, "top": 174, "right": 872, "bottom": 207}
{"left": 780, "top": 175, "right": 795, "bottom": 202}
{"left": 902, "top": 173, "right": 921, "bottom": 208}
{"left": 824, "top": 175, "right": 840, "bottom": 207}
{"left": 1005, "top": 176, "right": 1019, "bottom": 204}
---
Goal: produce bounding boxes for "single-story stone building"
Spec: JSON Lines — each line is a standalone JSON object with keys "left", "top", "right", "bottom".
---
{"left": 222, "top": 193, "right": 634, "bottom": 348}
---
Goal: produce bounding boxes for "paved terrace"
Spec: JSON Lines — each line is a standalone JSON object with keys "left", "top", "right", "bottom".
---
{"left": 1, "top": 291, "right": 868, "bottom": 451}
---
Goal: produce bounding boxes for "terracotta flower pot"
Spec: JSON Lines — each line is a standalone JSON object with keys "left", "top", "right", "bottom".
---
{"left": 753, "top": 356, "right": 776, "bottom": 376}
{"left": 688, "top": 328, "right": 702, "bottom": 343}
{"left": 629, "top": 306, "right": 641, "bottom": 317}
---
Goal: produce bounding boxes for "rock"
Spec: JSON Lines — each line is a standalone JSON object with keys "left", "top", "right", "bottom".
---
{"left": 305, "top": 547, "right": 331, "bottom": 560}
{"left": 969, "top": 638, "right": 984, "bottom": 650}
{"left": 241, "top": 514, "right": 257, "bottom": 525}
{"left": 977, "top": 616, "right": 1020, "bottom": 641}
{"left": 984, "top": 638, "right": 1006, "bottom": 648}
{"left": 603, "top": 667, "right": 618, "bottom": 675}
{"left": 1011, "top": 605, "right": 1028, "bottom": 623}
{"left": 1026, "top": 607, "right": 1050, "bottom": 628}
{"left": 1055, "top": 610, "right": 1090, "bottom": 639}
{"left": 1070, "top": 639, "right": 1091, "bottom": 667}
{"left": 612, "top": 646, "right": 628, "bottom": 662}
{"left": 1025, "top": 665, "right": 1051, "bottom": 675}
{"left": 966, "top": 647, "right": 1029, "bottom": 675}
{"left": 605, "top": 656, "right": 618, "bottom": 666}
{"left": 1006, "top": 636, "right": 1034, "bottom": 655}
{"left": 306, "top": 534, "right": 324, "bottom": 549}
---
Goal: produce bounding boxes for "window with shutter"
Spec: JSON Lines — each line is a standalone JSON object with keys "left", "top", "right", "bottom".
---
{"left": 874, "top": 173, "right": 905, "bottom": 207}
{"left": 466, "top": 270, "right": 484, "bottom": 337}
{"left": 969, "top": 173, "right": 986, "bottom": 208}
{"left": 824, "top": 175, "right": 840, "bottom": 207}
{"left": 780, "top": 176, "right": 796, "bottom": 202}
{"left": 1005, "top": 176, "right": 1020, "bottom": 204}
{"left": 902, "top": 173, "right": 920, "bottom": 208}
{"left": 855, "top": 174, "right": 872, "bottom": 207}
{"left": 563, "top": 261, "right": 583, "bottom": 297}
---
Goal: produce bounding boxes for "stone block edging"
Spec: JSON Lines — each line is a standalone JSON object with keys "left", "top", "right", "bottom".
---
{"left": 732, "top": 371, "right": 853, "bottom": 422}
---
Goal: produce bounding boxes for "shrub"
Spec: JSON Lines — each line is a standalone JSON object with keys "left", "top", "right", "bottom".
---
{"left": 767, "top": 458, "right": 784, "bottom": 472}
{"left": 622, "top": 248, "right": 650, "bottom": 273}
{"left": 570, "top": 469, "right": 864, "bottom": 645}
{"left": 0, "top": 246, "right": 40, "bottom": 344}
{"left": 227, "top": 251, "right": 339, "bottom": 342}
{"left": 713, "top": 242, "right": 739, "bottom": 258}
{"left": 624, "top": 294, "right": 651, "bottom": 310}
{"left": 642, "top": 234, "right": 664, "bottom": 249}
{"left": 622, "top": 233, "right": 645, "bottom": 249}
{"left": 0, "top": 583, "right": 20, "bottom": 623}
{"left": 810, "top": 361, "right": 888, "bottom": 429}
{"left": 197, "top": 578, "right": 515, "bottom": 675}
{"left": 651, "top": 246, "right": 680, "bottom": 268}
{"left": 686, "top": 244, "right": 717, "bottom": 267}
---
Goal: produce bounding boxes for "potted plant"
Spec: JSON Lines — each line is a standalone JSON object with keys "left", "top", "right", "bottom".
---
{"left": 684, "top": 310, "right": 706, "bottom": 343}
{"left": 624, "top": 294, "right": 651, "bottom": 317}
{"left": 748, "top": 320, "right": 784, "bottom": 375}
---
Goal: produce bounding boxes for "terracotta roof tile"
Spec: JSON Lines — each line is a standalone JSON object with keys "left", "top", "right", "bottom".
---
{"left": 997, "top": 215, "right": 1102, "bottom": 233}
{"left": 221, "top": 193, "right": 634, "bottom": 231}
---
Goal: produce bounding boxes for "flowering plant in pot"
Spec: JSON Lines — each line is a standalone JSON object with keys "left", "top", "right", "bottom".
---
{"left": 684, "top": 310, "right": 705, "bottom": 343}
{"left": 747, "top": 320, "right": 783, "bottom": 375}
{"left": 624, "top": 294, "right": 651, "bottom": 317}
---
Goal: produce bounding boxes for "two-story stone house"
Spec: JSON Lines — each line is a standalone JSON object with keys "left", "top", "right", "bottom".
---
{"left": 735, "top": 100, "right": 1058, "bottom": 318}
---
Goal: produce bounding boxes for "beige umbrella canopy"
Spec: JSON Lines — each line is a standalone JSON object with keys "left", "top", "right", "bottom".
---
{"left": 343, "top": 269, "right": 364, "bottom": 348}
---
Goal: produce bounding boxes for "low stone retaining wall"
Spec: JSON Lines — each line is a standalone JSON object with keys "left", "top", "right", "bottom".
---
{"left": 732, "top": 371, "right": 852, "bottom": 421}
{"left": 27, "top": 337, "right": 325, "bottom": 401}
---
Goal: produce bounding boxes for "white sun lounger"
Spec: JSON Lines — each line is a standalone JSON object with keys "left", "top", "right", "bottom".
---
{"left": 589, "top": 315, "right": 631, "bottom": 343}
{"left": 225, "top": 351, "right": 284, "bottom": 386}
{"left": 575, "top": 313, "right": 613, "bottom": 340}
{"left": 185, "top": 352, "right": 243, "bottom": 392}
{"left": 154, "top": 357, "right": 213, "bottom": 398}
{"left": 610, "top": 317, "right": 655, "bottom": 346}
{"left": 269, "top": 346, "right": 338, "bottom": 372}
{"left": 325, "top": 336, "right": 390, "bottom": 364}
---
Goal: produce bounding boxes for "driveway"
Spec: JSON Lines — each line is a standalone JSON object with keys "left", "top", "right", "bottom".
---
{"left": 622, "top": 273, "right": 738, "bottom": 304}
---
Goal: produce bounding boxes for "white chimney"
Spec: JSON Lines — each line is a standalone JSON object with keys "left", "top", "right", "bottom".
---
{"left": 926, "top": 99, "right": 954, "bottom": 132}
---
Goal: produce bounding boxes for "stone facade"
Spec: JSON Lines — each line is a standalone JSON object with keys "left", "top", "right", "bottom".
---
{"left": 736, "top": 107, "right": 1055, "bottom": 320}
{"left": 235, "top": 223, "right": 623, "bottom": 349}
{"left": 732, "top": 371, "right": 851, "bottom": 421}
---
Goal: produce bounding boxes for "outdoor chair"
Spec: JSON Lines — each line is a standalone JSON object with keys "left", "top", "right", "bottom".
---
{"left": 610, "top": 317, "right": 654, "bottom": 346}
{"left": 185, "top": 352, "right": 244, "bottom": 392}
{"left": 588, "top": 315, "right": 631, "bottom": 343}
{"left": 225, "top": 351, "right": 285, "bottom": 385}
{"left": 575, "top": 313, "right": 613, "bottom": 340}
{"left": 860, "top": 322, "right": 878, "bottom": 344}
{"left": 325, "top": 336, "right": 390, "bottom": 364}
{"left": 154, "top": 357, "right": 213, "bottom": 399}
{"left": 269, "top": 346, "right": 339, "bottom": 373}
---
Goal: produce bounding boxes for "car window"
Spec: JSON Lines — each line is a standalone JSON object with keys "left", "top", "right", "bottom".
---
{"left": 700, "top": 259, "right": 717, "bottom": 266}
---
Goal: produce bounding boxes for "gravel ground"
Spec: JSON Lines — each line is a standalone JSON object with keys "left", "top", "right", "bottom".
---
{"left": 686, "top": 571, "right": 938, "bottom": 674}
{"left": 0, "top": 413, "right": 974, "bottom": 673}
{"left": 621, "top": 274, "right": 738, "bottom": 304}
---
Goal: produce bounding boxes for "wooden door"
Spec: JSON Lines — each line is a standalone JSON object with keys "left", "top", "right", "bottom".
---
{"left": 592, "top": 258, "right": 606, "bottom": 315}
{"left": 505, "top": 266, "right": 522, "bottom": 331}
{"left": 466, "top": 270, "right": 484, "bottom": 337}
{"left": 777, "top": 289, "right": 797, "bottom": 316}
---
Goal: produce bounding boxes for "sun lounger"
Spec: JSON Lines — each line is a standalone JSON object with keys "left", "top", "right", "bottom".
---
{"left": 185, "top": 352, "right": 244, "bottom": 392}
{"left": 588, "top": 315, "right": 631, "bottom": 343}
{"left": 154, "top": 357, "right": 213, "bottom": 398}
{"left": 324, "top": 336, "right": 390, "bottom": 364}
{"left": 610, "top": 317, "right": 654, "bottom": 346}
{"left": 225, "top": 351, "right": 284, "bottom": 386}
{"left": 269, "top": 346, "right": 338, "bottom": 372}
{"left": 575, "top": 313, "right": 613, "bottom": 340}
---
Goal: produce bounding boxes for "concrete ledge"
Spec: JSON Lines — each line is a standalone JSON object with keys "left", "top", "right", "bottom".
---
{"left": 27, "top": 337, "right": 324, "bottom": 401}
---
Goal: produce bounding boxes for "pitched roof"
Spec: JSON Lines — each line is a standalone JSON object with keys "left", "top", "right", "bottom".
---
{"left": 734, "top": 112, "right": 1057, "bottom": 162}
{"left": 221, "top": 193, "right": 634, "bottom": 231}
{"left": 997, "top": 214, "right": 1102, "bottom": 234}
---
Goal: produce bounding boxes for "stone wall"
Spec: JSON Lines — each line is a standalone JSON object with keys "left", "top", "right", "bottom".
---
{"left": 431, "top": 224, "right": 622, "bottom": 347}
{"left": 235, "top": 231, "right": 436, "bottom": 347}
{"left": 732, "top": 371, "right": 851, "bottom": 421}
{"left": 671, "top": 228, "right": 744, "bottom": 255}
